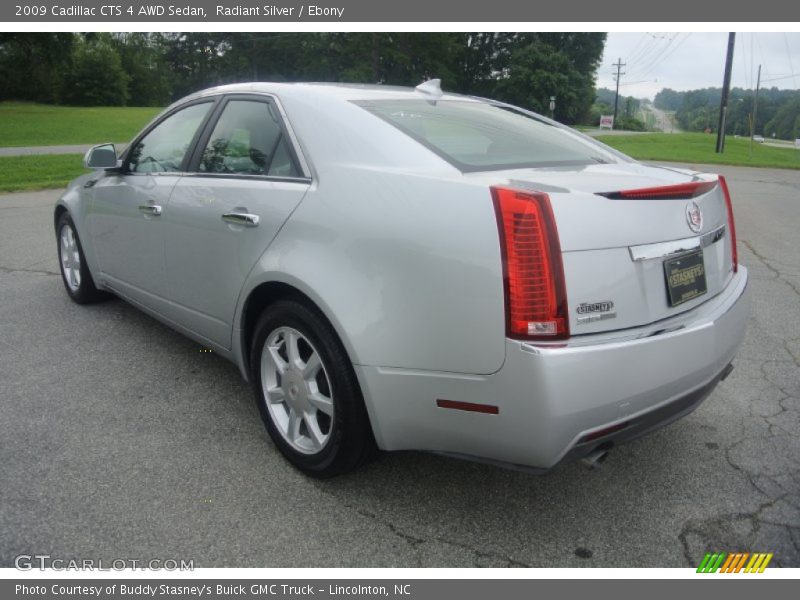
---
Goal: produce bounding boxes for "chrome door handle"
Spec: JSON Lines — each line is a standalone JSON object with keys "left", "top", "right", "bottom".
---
{"left": 138, "top": 204, "right": 162, "bottom": 216}
{"left": 221, "top": 212, "right": 259, "bottom": 227}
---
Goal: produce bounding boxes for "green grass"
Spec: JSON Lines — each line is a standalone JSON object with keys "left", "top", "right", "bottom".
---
{"left": 0, "top": 102, "right": 161, "bottom": 147}
{"left": 0, "top": 154, "right": 88, "bottom": 193}
{"left": 596, "top": 132, "right": 800, "bottom": 170}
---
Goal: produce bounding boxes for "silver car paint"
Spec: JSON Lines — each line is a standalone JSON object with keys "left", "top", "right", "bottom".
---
{"left": 89, "top": 173, "right": 180, "bottom": 309}
{"left": 162, "top": 176, "right": 310, "bottom": 348}
{"left": 57, "top": 82, "right": 750, "bottom": 470}
{"left": 356, "top": 268, "right": 748, "bottom": 465}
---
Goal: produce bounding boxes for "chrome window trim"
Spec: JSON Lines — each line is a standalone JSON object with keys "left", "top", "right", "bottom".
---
{"left": 628, "top": 225, "right": 726, "bottom": 262}
{"left": 182, "top": 172, "right": 312, "bottom": 185}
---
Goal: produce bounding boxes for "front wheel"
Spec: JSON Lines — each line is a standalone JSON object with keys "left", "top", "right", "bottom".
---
{"left": 250, "top": 299, "right": 375, "bottom": 477}
{"left": 56, "top": 212, "right": 108, "bottom": 304}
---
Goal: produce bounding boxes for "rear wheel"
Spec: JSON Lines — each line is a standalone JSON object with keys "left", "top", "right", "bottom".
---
{"left": 56, "top": 213, "right": 108, "bottom": 304}
{"left": 250, "top": 299, "right": 374, "bottom": 477}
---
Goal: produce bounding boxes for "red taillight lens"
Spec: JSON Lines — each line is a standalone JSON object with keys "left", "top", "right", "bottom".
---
{"left": 718, "top": 175, "right": 738, "bottom": 273}
{"left": 598, "top": 180, "right": 717, "bottom": 200}
{"left": 491, "top": 187, "right": 569, "bottom": 340}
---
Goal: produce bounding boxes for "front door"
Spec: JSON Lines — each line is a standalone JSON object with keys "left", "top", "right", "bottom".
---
{"left": 87, "top": 101, "right": 214, "bottom": 311}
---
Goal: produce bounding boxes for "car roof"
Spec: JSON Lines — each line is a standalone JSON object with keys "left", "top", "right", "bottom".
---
{"left": 180, "top": 81, "right": 478, "bottom": 104}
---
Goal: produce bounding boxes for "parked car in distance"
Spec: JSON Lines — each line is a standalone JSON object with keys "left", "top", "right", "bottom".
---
{"left": 753, "top": 135, "right": 765, "bottom": 143}
{"left": 56, "top": 80, "right": 749, "bottom": 477}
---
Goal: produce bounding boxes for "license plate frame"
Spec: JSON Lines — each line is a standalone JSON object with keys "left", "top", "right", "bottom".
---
{"left": 664, "top": 248, "right": 708, "bottom": 307}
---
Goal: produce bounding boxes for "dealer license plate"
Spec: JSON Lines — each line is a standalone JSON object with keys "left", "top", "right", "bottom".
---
{"left": 664, "top": 249, "right": 707, "bottom": 307}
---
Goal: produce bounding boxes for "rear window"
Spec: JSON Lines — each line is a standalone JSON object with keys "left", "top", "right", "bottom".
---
{"left": 355, "top": 99, "right": 618, "bottom": 172}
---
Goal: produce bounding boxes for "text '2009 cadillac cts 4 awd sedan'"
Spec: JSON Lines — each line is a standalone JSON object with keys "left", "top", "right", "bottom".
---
{"left": 55, "top": 80, "right": 750, "bottom": 477}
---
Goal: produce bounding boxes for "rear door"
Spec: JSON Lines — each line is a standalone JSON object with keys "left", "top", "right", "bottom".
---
{"left": 161, "top": 94, "right": 311, "bottom": 349}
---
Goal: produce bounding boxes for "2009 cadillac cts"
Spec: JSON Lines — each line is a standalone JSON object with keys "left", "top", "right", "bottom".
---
{"left": 55, "top": 81, "right": 749, "bottom": 477}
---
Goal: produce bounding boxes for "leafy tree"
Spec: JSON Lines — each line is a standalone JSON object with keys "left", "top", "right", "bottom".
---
{"left": 652, "top": 86, "right": 799, "bottom": 136}
{"left": 111, "top": 33, "right": 171, "bottom": 106}
{"left": 764, "top": 94, "right": 800, "bottom": 139}
{"left": 0, "top": 32, "right": 607, "bottom": 121}
{"left": 615, "top": 115, "right": 645, "bottom": 131}
{"left": 653, "top": 88, "right": 682, "bottom": 111}
{"left": 61, "top": 36, "right": 129, "bottom": 106}
{"left": 0, "top": 33, "right": 74, "bottom": 102}
{"left": 493, "top": 33, "right": 606, "bottom": 123}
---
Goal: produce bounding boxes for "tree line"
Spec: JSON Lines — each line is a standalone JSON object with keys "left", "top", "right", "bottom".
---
{"left": 655, "top": 86, "right": 800, "bottom": 140}
{"left": 0, "top": 32, "right": 606, "bottom": 125}
{"left": 592, "top": 88, "right": 645, "bottom": 130}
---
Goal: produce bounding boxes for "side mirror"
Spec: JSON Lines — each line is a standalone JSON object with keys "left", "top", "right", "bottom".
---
{"left": 83, "top": 143, "right": 118, "bottom": 169}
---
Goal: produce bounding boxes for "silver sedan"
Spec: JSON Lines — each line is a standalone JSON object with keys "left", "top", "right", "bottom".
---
{"left": 55, "top": 81, "right": 749, "bottom": 477}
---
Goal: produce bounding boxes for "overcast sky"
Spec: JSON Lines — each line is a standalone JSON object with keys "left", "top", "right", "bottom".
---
{"left": 597, "top": 32, "right": 800, "bottom": 100}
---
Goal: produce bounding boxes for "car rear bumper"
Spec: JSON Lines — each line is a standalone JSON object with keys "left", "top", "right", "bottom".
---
{"left": 355, "top": 266, "right": 750, "bottom": 470}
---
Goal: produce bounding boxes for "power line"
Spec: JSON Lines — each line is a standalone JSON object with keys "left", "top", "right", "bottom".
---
{"left": 628, "top": 33, "right": 688, "bottom": 82}
{"left": 626, "top": 33, "right": 664, "bottom": 71}
{"left": 626, "top": 33, "right": 681, "bottom": 81}
{"left": 738, "top": 32, "right": 749, "bottom": 90}
{"left": 627, "top": 34, "right": 670, "bottom": 75}
{"left": 761, "top": 73, "right": 800, "bottom": 83}
{"left": 625, "top": 33, "right": 649, "bottom": 65}
{"left": 783, "top": 33, "right": 798, "bottom": 88}
{"left": 753, "top": 33, "right": 770, "bottom": 80}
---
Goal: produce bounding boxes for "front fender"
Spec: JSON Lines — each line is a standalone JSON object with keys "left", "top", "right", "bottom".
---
{"left": 54, "top": 173, "right": 104, "bottom": 283}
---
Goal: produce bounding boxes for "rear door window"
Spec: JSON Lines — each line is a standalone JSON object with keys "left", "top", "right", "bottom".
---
{"left": 197, "top": 99, "right": 300, "bottom": 178}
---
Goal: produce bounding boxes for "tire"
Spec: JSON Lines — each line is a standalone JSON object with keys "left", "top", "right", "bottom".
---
{"left": 250, "top": 299, "right": 375, "bottom": 478}
{"left": 56, "top": 212, "right": 108, "bottom": 304}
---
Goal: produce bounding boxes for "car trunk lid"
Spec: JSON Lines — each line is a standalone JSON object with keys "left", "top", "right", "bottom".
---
{"left": 472, "top": 162, "right": 736, "bottom": 336}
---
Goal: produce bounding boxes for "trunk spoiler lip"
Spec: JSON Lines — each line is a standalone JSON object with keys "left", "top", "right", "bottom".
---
{"left": 596, "top": 180, "right": 719, "bottom": 200}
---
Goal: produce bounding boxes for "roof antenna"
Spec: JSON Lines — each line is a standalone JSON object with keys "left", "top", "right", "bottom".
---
{"left": 415, "top": 78, "right": 443, "bottom": 100}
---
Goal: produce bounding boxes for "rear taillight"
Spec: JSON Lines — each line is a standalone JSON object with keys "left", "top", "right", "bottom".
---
{"left": 491, "top": 187, "right": 569, "bottom": 340}
{"left": 598, "top": 180, "right": 717, "bottom": 200}
{"left": 718, "top": 175, "right": 738, "bottom": 273}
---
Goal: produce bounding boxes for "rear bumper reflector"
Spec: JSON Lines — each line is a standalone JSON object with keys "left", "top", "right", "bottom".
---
{"left": 436, "top": 399, "right": 499, "bottom": 414}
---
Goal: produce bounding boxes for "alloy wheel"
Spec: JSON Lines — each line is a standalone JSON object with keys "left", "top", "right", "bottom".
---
{"left": 260, "top": 326, "right": 334, "bottom": 454}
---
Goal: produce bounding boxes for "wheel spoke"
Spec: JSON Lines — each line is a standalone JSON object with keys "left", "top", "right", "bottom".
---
{"left": 266, "top": 385, "right": 285, "bottom": 404}
{"left": 302, "top": 350, "right": 322, "bottom": 380}
{"left": 308, "top": 391, "right": 333, "bottom": 416}
{"left": 287, "top": 408, "right": 301, "bottom": 442}
{"left": 285, "top": 330, "right": 302, "bottom": 367}
{"left": 304, "top": 413, "right": 326, "bottom": 450}
{"left": 267, "top": 345, "right": 288, "bottom": 375}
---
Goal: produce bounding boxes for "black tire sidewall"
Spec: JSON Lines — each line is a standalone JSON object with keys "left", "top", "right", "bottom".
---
{"left": 56, "top": 213, "right": 102, "bottom": 304}
{"left": 250, "top": 299, "right": 371, "bottom": 477}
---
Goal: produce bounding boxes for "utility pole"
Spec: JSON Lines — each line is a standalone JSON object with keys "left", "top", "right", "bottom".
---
{"left": 751, "top": 64, "right": 762, "bottom": 140}
{"left": 716, "top": 33, "right": 736, "bottom": 153}
{"left": 612, "top": 58, "right": 626, "bottom": 129}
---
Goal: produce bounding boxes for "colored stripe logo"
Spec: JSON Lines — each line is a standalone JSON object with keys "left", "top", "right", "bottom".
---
{"left": 696, "top": 552, "right": 773, "bottom": 573}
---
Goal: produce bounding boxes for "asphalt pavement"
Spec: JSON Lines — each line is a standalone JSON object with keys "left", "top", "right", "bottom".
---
{"left": 1, "top": 164, "right": 798, "bottom": 568}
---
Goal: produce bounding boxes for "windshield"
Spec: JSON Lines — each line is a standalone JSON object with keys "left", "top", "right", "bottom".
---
{"left": 355, "top": 99, "right": 621, "bottom": 172}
